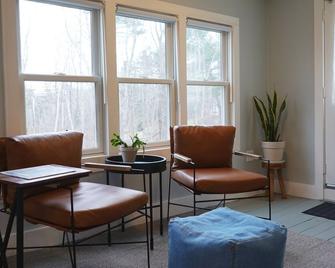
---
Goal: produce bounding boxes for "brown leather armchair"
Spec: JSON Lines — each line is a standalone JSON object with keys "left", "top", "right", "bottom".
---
{"left": 0, "top": 132, "right": 150, "bottom": 268}
{"left": 167, "top": 125, "right": 271, "bottom": 219}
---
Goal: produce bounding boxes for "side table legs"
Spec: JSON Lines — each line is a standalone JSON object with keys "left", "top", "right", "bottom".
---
{"left": 121, "top": 174, "right": 125, "bottom": 232}
{"left": 159, "top": 172, "right": 163, "bottom": 236}
{"left": 149, "top": 174, "right": 154, "bottom": 250}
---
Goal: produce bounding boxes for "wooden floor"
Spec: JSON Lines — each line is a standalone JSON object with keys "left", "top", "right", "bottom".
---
{"left": 225, "top": 195, "right": 335, "bottom": 242}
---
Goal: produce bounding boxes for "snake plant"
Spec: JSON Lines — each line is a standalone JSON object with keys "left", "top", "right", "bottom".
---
{"left": 253, "top": 91, "right": 287, "bottom": 142}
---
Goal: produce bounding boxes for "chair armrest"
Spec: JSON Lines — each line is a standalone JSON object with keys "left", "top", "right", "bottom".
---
{"left": 234, "top": 151, "right": 263, "bottom": 160}
{"left": 173, "top": 153, "right": 193, "bottom": 164}
{"left": 83, "top": 162, "right": 132, "bottom": 172}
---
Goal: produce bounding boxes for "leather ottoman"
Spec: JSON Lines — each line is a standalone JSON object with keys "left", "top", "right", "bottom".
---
{"left": 168, "top": 208, "right": 287, "bottom": 268}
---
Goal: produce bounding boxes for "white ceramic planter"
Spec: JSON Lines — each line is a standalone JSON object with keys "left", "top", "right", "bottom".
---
{"left": 261, "top": 141, "right": 286, "bottom": 162}
{"left": 119, "top": 146, "right": 138, "bottom": 163}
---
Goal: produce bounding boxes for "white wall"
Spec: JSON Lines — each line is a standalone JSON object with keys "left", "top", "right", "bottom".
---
{"left": 266, "top": 0, "right": 315, "bottom": 185}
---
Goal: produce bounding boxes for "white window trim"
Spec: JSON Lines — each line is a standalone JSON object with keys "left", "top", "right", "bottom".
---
{"left": 2, "top": 0, "right": 105, "bottom": 155}
{"left": 1, "top": 0, "right": 240, "bottom": 159}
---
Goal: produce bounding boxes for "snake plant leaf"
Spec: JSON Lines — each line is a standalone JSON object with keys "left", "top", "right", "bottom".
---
{"left": 267, "top": 92, "right": 276, "bottom": 141}
{"left": 254, "top": 96, "right": 270, "bottom": 140}
{"left": 273, "top": 91, "right": 277, "bottom": 119}
{"left": 254, "top": 91, "right": 287, "bottom": 142}
{"left": 274, "top": 96, "right": 287, "bottom": 140}
{"left": 254, "top": 97, "right": 267, "bottom": 138}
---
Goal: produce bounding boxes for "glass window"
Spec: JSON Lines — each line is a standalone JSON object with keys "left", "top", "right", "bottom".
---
{"left": 116, "top": 16, "right": 167, "bottom": 79}
{"left": 187, "top": 86, "right": 225, "bottom": 125}
{"left": 19, "top": 0, "right": 103, "bottom": 152}
{"left": 116, "top": 13, "right": 174, "bottom": 144}
{"left": 187, "top": 28, "right": 222, "bottom": 81}
{"left": 20, "top": 0, "right": 93, "bottom": 76}
{"left": 25, "top": 81, "right": 98, "bottom": 149}
{"left": 119, "top": 84, "right": 170, "bottom": 143}
{"left": 186, "top": 23, "right": 230, "bottom": 125}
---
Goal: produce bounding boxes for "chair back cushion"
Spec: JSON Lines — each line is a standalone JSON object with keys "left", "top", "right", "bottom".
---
{"left": 6, "top": 131, "right": 83, "bottom": 170}
{"left": 172, "top": 125, "right": 236, "bottom": 168}
{"left": 1, "top": 131, "right": 83, "bottom": 207}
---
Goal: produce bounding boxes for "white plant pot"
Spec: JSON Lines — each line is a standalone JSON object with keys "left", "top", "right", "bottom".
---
{"left": 261, "top": 141, "right": 286, "bottom": 162}
{"left": 119, "top": 146, "right": 138, "bottom": 163}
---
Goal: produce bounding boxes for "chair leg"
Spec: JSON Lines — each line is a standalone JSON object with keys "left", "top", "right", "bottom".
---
{"left": 144, "top": 204, "right": 150, "bottom": 268}
{"left": 193, "top": 193, "right": 196, "bottom": 216}
{"left": 62, "top": 231, "right": 66, "bottom": 246}
{"left": 223, "top": 194, "right": 226, "bottom": 207}
{"left": 1, "top": 202, "right": 17, "bottom": 268}
{"left": 71, "top": 232, "right": 77, "bottom": 268}
{"left": 167, "top": 174, "right": 172, "bottom": 221}
{"left": 65, "top": 233, "right": 74, "bottom": 265}
{"left": 268, "top": 190, "right": 272, "bottom": 220}
{"left": 107, "top": 223, "right": 111, "bottom": 247}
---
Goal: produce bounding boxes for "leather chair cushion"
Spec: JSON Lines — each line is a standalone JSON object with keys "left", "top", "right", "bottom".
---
{"left": 171, "top": 168, "right": 267, "bottom": 194}
{"left": 172, "top": 126, "right": 236, "bottom": 169}
{"left": 24, "top": 182, "right": 148, "bottom": 232}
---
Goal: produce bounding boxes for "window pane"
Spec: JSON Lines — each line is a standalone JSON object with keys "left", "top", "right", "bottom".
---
{"left": 19, "top": 0, "right": 92, "bottom": 75}
{"left": 25, "top": 81, "right": 98, "bottom": 150}
{"left": 116, "top": 16, "right": 167, "bottom": 79}
{"left": 187, "top": 27, "right": 222, "bottom": 81}
{"left": 187, "top": 86, "right": 225, "bottom": 125}
{"left": 119, "top": 84, "right": 169, "bottom": 143}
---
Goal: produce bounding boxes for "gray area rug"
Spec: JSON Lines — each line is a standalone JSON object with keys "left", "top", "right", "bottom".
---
{"left": 7, "top": 226, "right": 335, "bottom": 268}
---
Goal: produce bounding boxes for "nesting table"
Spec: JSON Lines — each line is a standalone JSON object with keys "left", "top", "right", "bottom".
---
{"left": 105, "top": 155, "right": 166, "bottom": 250}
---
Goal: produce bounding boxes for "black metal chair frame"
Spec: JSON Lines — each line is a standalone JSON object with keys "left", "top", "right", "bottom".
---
{"left": 0, "top": 171, "right": 151, "bottom": 268}
{"left": 167, "top": 151, "right": 272, "bottom": 221}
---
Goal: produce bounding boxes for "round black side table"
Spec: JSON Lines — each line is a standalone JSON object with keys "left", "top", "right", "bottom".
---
{"left": 106, "top": 154, "right": 166, "bottom": 250}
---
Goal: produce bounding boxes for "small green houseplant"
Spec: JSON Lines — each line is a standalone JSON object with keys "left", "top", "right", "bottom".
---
{"left": 253, "top": 91, "right": 287, "bottom": 161}
{"left": 111, "top": 133, "right": 146, "bottom": 163}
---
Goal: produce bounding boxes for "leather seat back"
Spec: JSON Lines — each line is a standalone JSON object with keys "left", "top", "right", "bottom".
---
{"left": 0, "top": 132, "right": 83, "bottom": 207}
{"left": 6, "top": 132, "right": 83, "bottom": 170}
{"left": 171, "top": 126, "right": 236, "bottom": 169}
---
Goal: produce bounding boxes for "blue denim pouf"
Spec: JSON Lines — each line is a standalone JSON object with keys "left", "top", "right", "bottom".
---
{"left": 168, "top": 208, "right": 287, "bottom": 268}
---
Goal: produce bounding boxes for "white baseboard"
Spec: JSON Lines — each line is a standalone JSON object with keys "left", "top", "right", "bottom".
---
{"left": 273, "top": 180, "right": 322, "bottom": 200}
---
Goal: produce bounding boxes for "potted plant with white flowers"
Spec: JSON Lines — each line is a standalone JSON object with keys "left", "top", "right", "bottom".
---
{"left": 253, "top": 91, "right": 287, "bottom": 162}
{"left": 111, "top": 133, "right": 146, "bottom": 163}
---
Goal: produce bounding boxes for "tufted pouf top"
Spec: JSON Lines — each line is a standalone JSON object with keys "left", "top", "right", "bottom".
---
{"left": 168, "top": 208, "right": 287, "bottom": 268}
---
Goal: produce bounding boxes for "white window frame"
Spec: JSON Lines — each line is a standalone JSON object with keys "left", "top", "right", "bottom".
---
{"left": 115, "top": 8, "right": 176, "bottom": 148}
{"left": 104, "top": 0, "right": 240, "bottom": 155}
{"left": 2, "top": 0, "right": 105, "bottom": 155}
{"left": 2, "top": 0, "right": 240, "bottom": 159}
{"left": 186, "top": 19, "right": 232, "bottom": 125}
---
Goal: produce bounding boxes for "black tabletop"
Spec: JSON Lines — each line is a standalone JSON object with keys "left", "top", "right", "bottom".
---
{"left": 106, "top": 154, "right": 167, "bottom": 174}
